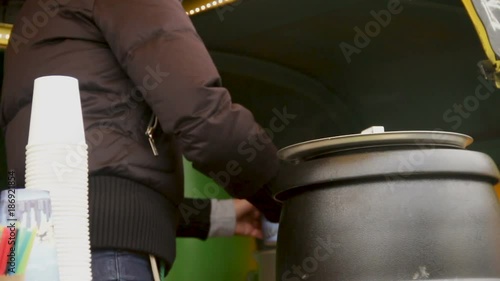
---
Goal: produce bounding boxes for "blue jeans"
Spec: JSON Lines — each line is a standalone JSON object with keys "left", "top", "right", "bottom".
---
{"left": 91, "top": 250, "right": 163, "bottom": 281}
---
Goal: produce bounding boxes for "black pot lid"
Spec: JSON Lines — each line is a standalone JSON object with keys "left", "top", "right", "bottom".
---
{"left": 278, "top": 127, "right": 473, "bottom": 163}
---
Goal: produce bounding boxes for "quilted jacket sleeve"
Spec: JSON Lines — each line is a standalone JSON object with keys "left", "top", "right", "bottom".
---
{"left": 93, "top": 0, "right": 280, "bottom": 203}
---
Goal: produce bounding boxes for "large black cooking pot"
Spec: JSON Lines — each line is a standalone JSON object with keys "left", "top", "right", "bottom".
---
{"left": 272, "top": 129, "right": 500, "bottom": 280}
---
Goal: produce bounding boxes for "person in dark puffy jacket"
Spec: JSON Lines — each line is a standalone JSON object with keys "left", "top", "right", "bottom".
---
{"left": 0, "top": 0, "right": 281, "bottom": 279}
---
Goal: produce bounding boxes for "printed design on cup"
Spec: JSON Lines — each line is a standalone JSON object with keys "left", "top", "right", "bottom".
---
{"left": 0, "top": 189, "right": 59, "bottom": 281}
{"left": 0, "top": 192, "right": 54, "bottom": 243}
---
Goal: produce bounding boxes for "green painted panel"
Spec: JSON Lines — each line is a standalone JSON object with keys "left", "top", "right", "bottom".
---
{"left": 165, "top": 158, "right": 257, "bottom": 281}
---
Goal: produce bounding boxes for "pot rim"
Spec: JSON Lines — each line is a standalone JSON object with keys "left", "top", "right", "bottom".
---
{"left": 278, "top": 130, "right": 473, "bottom": 163}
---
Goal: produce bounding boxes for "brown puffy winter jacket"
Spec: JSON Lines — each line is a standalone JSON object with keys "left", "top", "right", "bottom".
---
{"left": 0, "top": 0, "right": 280, "bottom": 266}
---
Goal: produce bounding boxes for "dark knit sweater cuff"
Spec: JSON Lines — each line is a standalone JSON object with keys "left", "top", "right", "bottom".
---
{"left": 176, "top": 198, "right": 211, "bottom": 239}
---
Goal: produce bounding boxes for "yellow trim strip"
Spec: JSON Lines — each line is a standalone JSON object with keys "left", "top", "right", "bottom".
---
{"left": 462, "top": 0, "right": 500, "bottom": 88}
{"left": 463, "top": 0, "right": 497, "bottom": 62}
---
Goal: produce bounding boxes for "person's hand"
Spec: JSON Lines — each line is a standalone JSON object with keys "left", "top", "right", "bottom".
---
{"left": 233, "top": 199, "right": 263, "bottom": 239}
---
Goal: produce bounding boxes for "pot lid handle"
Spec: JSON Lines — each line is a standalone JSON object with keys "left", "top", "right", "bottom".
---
{"left": 360, "top": 126, "right": 385, "bottom": 134}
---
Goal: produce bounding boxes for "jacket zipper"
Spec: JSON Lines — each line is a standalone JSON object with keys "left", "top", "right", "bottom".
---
{"left": 145, "top": 114, "right": 159, "bottom": 156}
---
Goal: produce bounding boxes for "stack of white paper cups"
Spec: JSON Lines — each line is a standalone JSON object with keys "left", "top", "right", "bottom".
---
{"left": 24, "top": 76, "right": 91, "bottom": 281}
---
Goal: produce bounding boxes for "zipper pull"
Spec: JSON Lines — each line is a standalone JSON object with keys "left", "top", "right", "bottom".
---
{"left": 148, "top": 133, "right": 159, "bottom": 156}
{"left": 146, "top": 115, "right": 159, "bottom": 156}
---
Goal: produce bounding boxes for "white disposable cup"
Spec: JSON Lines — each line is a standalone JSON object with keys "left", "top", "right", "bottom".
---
{"left": 51, "top": 208, "right": 89, "bottom": 214}
{"left": 52, "top": 219, "right": 89, "bottom": 225}
{"left": 25, "top": 155, "right": 88, "bottom": 167}
{"left": 51, "top": 198, "right": 89, "bottom": 206}
{"left": 52, "top": 207, "right": 88, "bottom": 211}
{"left": 55, "top": 259, "right": 91, "bottom": 265}
{"left": 27, "top": 189, "right": 88, "bottom": 197}
{"left": 24, "top": 179, "right": 89, "bottom": 188}
{"left": 52, "top": 212, "right": 89, "bottom": 218}
{"left": 54, "top": 239, "right": 90, "bottom": 244}
{"left": 51, "top": 205, "right": 88, "bottom": 210}
{"left": 262, "top": 216, "right": 279, "bottom": 245}
{"left": 48, "top": 188, "right": 88, "bottom": 194}
{"left": 55, "top": 262, "right": 91, "bottom": 268}
{"left": 52, "top": 209, "right": 90, "bottom": 215}
{"left": 51, "top": 197, "right": 88, "bottom": 202}
{"left": 50, "top": 193, "right": 88, "bottom": 199}
{"left": 25, "top": 162, "right": 88, "bottom": 170}
{"left": 25, "top": 171, "right": 88, "bottom": 185}
{"left": 58, "top": 271, "right": 91, "bottom": 278}
{"left": 25, "top": 167, "right": 89, "bottom": 178}
{"left": 27, "top": 170, "right": 87, "bottom": 180}
{"left": 57, "top": 258, "right": 92, "bottom": 262}
{"left": 57, "top": 265, "right": 91, "bottom": 269}
{"left": 56, "top": 250, "right": 91, "bottom": 254}
{"left": 52, "top": 228, "right": 90, "bottom": 233}
{"left": 25, "top": 160, "right": 88, "bottom": 170}
{"left": 26, "top": 165, "right": 88, "bottom": 174}
{"left": 25, "top": 144, "right": 88, "bottom": 183}
{"left": 52, "top": 213, "right": 89, "bottom": 219}
{"left": 56, "top": 258, "right": 91, "bottom": 264}
{"left": 34, "top": 193, "right": 88, "bottom": 199}
{"left": 52, "top": 209, "right": 88, "bottom": 214}
{"left": 28, "top": 76, "right": 86, "bottom": 145}
{"left": 26, "top": 143, "right": 88, "bottom": 151}
{"left": 53, "top": 230, "right": 90, "bottom": 236}
{"left": 59, "top": 276, "right": 92, "bottom": 280}
{"left": 54, "top": 243, "right": 90, "bottom": 248}
{"left": 54, "top": 257, "right": 91, "bottom": 263}
{"left": 53, "top": 229, "right": 90, "bottom": 234}
{"left": 51, "top": 202, "right": 88, "bottom": 207}
{"left": 26, "top": 160, "right": 87, "bottom": 168}
{"left": 55, "top": 256, "right": 91, "bottom": 261}
{"left": 59, "top": 275, "right": 91, "bottom": 280}
{"left": 25, "top": 174, "right": 88, "bottom": 185}
{"left": 41, "top": 184, "right": 88, "bottom": 190}
{"left": 26, "top": 145, "right": 88, "bottom": 156}
{"left": 26, "top": 148, "right": 88, "bottom": 159}
{"left": 55, "top": 248, "right": 91, "bottom": 256}
{"left": 53, "top": 237, "right": 90, "bottom": 242}
{"left": 26, "top": 152, "right": 88, "bottom": 162}
{"left": 51, "top": 202, "right": 89, "bottom": 208}
{"left": 57, "top": 265, "right": 91, "bottom": 270}
{"left": 59, "top": 275, "right": 92, "bottom": 278}
{"left": 51, "top": 198, "right": 88, "bottom": 205}
{"left": 25, "top": 184, "right": 88, "bottom": 191}
{"left": 53, "top": 236, "right": 91, "bottom": 242}
{"left": 58, "top": 271, "right": 91, "bottom": 276}
{"left": 56, "top": 266, "right": 92, "bottom": 274}
{"left": 25, "top": 182, "right": 88, "bottom": 191}
{"left": 25, "top": 171, "right": 88, "bottom": 181}
{"left": 51, "top": 199, "right": 88, "bottom": 206}
{"left": 51, "top": 204, "right": 88, "bottom": 209}
{"left": 55, "top": 249, "right": 91, "bottom": 255}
